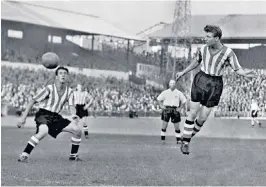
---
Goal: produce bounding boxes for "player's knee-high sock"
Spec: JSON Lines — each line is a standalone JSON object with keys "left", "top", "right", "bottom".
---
{"left": 183, "top": 120, "right": 194, "bottom": 144}
{"left": 22, "top": 136, "right": 39, "bottom": 156}
{"left": 161, "top": 129, "right": 166, "bottom": 140}
{"left": 70, "top": 137, "right": 81, "bottom": 158}
{"left": 83, "top": 125, "right": 89, "bottom": 136}
{"left": 175, "top": 130, "right": 181, "bottom": 141}
{"left": 192, "top": 119, "right": 203, "bottom": 137}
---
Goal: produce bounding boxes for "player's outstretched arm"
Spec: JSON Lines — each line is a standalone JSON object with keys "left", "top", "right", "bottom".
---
{"left": 17, "top": 100, "right": 36, "bottom": 128}
{"left": 235, "top": 68, "right": 258, "bottom": 78}
{"left": 176, "top": 58, "right": 200, "bottom": 80}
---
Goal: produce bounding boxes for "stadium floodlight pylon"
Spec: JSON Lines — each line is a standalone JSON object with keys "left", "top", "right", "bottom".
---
{"left": 170, "top": 0, "right": 192, "bottom": 80}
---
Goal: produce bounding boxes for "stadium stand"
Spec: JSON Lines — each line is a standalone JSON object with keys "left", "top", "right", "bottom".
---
{"left": 1, "top": 1, "right": 266, "bottom": 117}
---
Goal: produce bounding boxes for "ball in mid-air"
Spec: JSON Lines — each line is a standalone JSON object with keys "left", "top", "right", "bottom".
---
{"left": 42, "top": 52, "right": 59, "bottom": 69}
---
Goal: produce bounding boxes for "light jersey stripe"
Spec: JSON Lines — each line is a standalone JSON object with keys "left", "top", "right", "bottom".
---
{"left": 198, "top": 44, "right": 242, "bottom": 76}
{"left": 33, "top": 84, "right": 73, "bottom": 113}
{"left": 73, "top": 91, "right": 89, "bottom": 105}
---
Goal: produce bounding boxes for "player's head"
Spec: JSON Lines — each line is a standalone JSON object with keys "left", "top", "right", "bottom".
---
{"left": 55, "top": 66, "right": 69, "bottom": 83}
{"left": 77, "top": 84, "right": 82, "bottom": 91}
{"left": 169, "top": 79, "right": 176, "bottom": 89}
{"left": 204, "top": 25, "right": 222, "bottom": 47}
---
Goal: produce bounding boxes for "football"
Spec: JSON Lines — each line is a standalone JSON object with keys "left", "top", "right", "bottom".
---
{"left": 41, "top": 52, "right": 59, "bottom": 69}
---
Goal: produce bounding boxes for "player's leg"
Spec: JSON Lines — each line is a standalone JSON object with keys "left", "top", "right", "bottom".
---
{"left": 161, "top": 121, "right": 168, "bottom": 142}
{"left": 251, "top": 117, "right": 255, "bottom": 127}
{"left": 83, "top": 117, "right": 89, "bottom": 138}
{"left": 171, "top": 110, "right": 182, "bottom": 144}
{"left": 161, "top": 109, "right": 170, "bottom": 142}
{"left": 62, "top": 121, "right": 83, "bottom": 161}
{"left": 18, "top": 124, "right": 49, "bottom": 162}
{"left": 173, "top": 122, "right": 182, "bottom": 143}
{"left": 181, "top": 72, "right": 203, "bottom": 149}
{"left": 254, "top": 117, "right": 261, "bottom": 127}
{"left": 82, "top": 108, "right": 89, "bottom": 138}
{"left": 192, "top": 106, "right": 213, "bottom": 137}
{"left": 182, "top": 101, "right": 201, "bottom": 145}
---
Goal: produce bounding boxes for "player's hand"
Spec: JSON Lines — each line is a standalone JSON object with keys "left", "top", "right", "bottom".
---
{"left": 245, "top": 70, "right": 257, "bottom": 78}
{"left": 160, "top": 105, "right": 166, "bottom": 110}
{"left": 17, "top": 117, "right": 26, "bottom": 128}
{"left": 176, "top": 108, "right": 181, "bottom": 112}
{"left": 176, "top": 72, "right": 185, "bottom": 81}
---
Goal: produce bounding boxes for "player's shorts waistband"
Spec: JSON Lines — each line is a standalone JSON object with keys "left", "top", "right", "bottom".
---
{"left": 165, "top": 106, "right": 177, "bottom": 109}
{"left": 199, "top": 70, "right": 223, "bottom": 80}
{"left": 38, "top": 108, "right": 59, "bottom": 116}
{"left": 76, "top": 104, "right": 86, "bottom": 107}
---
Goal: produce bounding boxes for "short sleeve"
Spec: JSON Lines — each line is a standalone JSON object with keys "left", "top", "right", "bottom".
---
{"left": 195, "top": 45, "right": 205, "bottom": 64}
{"left": 33, "top": 86, "right": 50, "bottom": 102}
{"left": 68, "top": 90, "right": 74, "bottom": 106}
{"left": 157, "top": 91, "right": 165, "bottom": 101}
{"left": 227, "top": 49, "right": 242, "bottom": 71}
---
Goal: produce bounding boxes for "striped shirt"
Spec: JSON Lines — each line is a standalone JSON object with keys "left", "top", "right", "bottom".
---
{"left": 197, "top": 44, "right": 242, "bottom": 76}
{"left": 73, "top": 91, "right": 90, "bottom": 105}
{"left": 157, "top": 89, "right": 187, "bottom": 107}
{"left": 33, "top": 84, "right": 74, "bottom": 113}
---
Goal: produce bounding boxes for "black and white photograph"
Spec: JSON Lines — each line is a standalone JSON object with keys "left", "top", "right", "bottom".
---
{"left": 1, "top": 0, "right": 266, "bottom": 186}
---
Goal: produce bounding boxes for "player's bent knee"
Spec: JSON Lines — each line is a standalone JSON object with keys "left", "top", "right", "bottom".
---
{"left": 73, "top": 127, "right": 82, "bottom": 138}
{"left": 36, "top": 124, "right": 49, "bottom": 139}
{"left": 187, "top": 111, "right": 197, "bottom": 121}
{"left": 197, "top": 118, "right": 206, "bottom": 125}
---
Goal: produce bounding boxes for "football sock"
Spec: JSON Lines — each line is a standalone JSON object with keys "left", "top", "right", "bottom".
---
{"left": 161, "top": 129, "right": 166, "bottom": 140}
{"left": 70, "top": 137, "right": 81, "bottom": 158}
{"left": 23, "top": 136, "right": 39, "bottom": 155}
{"left": 183, "top": 120, "right": 194, "bottom": 144}
{"left": 192, "top": 119, "right": 203, "bottom": 137}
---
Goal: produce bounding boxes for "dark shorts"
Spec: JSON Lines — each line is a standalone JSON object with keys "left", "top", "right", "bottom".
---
{"left": 251, "top": 110, "right": 258, "bottom": 118}
{"left": 191, "top": 71, "right": 223, "bottom": 108}
{"left": 76, "top": 104, "right": 88, "bottom": 118}
{"left": 161, "top": 106, "right": 181, "bottom": 123}
{"left": 35, "top": 109, "right": 71, "bottom": 138}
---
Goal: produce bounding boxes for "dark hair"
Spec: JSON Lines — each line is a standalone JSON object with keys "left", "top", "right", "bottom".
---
{"left": 55, "top": 66, "right": 69, "bottom": 75}
{"left": 204, "top": 25, "right": 222, "bottom": 39}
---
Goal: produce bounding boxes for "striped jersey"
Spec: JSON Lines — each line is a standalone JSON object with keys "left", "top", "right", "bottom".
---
{"left": 196, "top": 44, "right": 242, "bottom": 76}
{"left": 73, "top": 91, "right": 90, "bottom": 105}
{"left": 33, "top": 84, "right": 74, "bottom": 113}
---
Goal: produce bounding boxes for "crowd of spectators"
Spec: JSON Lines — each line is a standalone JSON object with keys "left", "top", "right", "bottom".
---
{"left": 215, "top": 68, "right": 266, "bottom": 117}
{"left": 2, "top": 37, "right": 266, "bottom": 117}
{"left": 1, "top": 66, "right": 163, "bottom": 116}
{"left": 2, "top": 66, "right": 266, "bottom": 117}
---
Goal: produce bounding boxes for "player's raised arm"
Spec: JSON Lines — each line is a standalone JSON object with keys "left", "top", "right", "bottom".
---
{"left": 176, "top": 47, "right": 203, "bottom": 80}
{"left": 17, "top": 87, "right": 50, "bottom": 128}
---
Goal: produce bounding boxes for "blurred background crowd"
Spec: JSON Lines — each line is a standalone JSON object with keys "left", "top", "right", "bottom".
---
{"left": 2, "top": 65, "right": 266, "bottom": 117}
